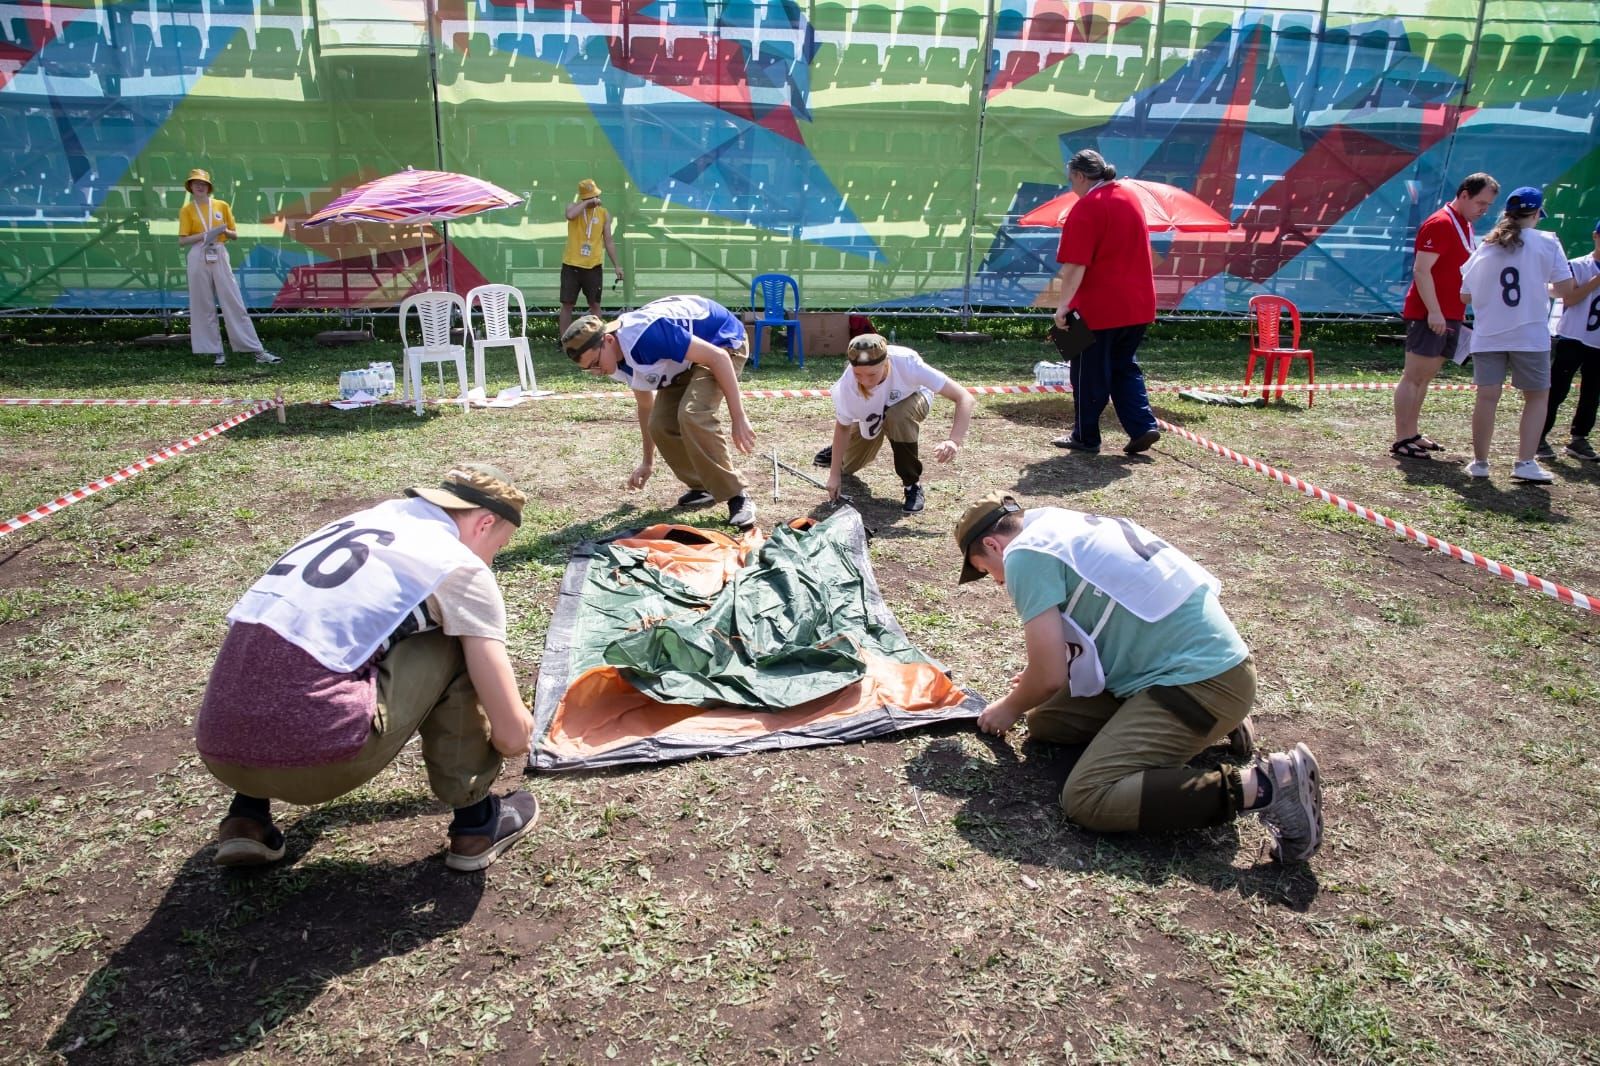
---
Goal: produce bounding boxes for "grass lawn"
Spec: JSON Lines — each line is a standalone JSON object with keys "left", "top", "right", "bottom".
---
{"left": 1, "top": 318, "right": 1597, "bottom": 1064}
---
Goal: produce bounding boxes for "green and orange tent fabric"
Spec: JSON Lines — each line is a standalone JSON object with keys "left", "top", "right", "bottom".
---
{"left": 531, "top": 507, "right": 985, "bottom": 770}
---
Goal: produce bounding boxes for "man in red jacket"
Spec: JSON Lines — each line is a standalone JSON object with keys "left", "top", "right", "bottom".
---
{"left": 1051, "top": 149, "right": 1161, "bottom": 456}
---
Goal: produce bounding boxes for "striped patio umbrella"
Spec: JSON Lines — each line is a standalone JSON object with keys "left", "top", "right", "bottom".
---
{"left": 302, "top": 166, "right": 524, "bottom": 288}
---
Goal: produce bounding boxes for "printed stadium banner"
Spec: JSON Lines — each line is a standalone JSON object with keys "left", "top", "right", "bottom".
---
{"left": 531, "top": 507, "right": 985, "bottom": 771}
{"left": 1, "top": 0, "right": 1597, "bottom": 315}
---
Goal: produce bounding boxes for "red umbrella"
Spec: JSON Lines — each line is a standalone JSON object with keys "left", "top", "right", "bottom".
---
{"left": 1017, "top": 179, "right": 1232, "bottom": 232}
{"left": 302, "top": 167, "right": 524, "bottom": 288}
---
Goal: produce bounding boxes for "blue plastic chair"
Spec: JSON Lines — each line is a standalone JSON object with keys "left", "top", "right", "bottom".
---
{"left": 749, "top": 273, "right": 802, "bottom": 368}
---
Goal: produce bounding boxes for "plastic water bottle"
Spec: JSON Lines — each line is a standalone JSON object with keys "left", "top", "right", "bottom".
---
{"left": 1033, "top": 361, "right": 1071, "bottom": 386}
{"left": 368, "top": 361, "right": 396, "bottom": 397}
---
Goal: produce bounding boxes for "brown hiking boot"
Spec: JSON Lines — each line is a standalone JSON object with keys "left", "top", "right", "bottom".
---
{"left": 214, "top": 816, "right": 286, "bottom": 867}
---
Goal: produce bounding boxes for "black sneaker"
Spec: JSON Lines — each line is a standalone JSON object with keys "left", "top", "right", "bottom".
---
{"left": 902, "top": 483, "right": 926, "bottom": 513}
{"left": 1535, "top": 438, "right": 1556, "bottom": 461}
{"left": 1124, "top": 428, "right": 1161, "bottom": 454}
{"left": 446, "top": 791, "right": 540, "bottom": 872}
{"left": 727, "top": 494, "right": 756, "bottom": 528}
{"left": 676, "top": 488, "right": 714, "bottom": 508}
{"left": 813, "top": 445, "right": 833, "bottom": 468}
{"left": 1566, "top": 437, "right": 1599, "bottom": 461}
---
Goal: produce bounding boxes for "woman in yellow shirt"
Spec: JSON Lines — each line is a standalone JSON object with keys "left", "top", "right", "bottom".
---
{"left": 177, "top": 168, "right": 278, "bottom": 367}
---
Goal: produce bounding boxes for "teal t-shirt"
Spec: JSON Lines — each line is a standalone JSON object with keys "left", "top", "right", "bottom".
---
{"left": 1004, "top": 547, "right": 1249, "bottom": 697}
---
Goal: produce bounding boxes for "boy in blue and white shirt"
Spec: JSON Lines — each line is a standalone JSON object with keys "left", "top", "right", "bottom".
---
{"left": 561, "top": 296, "right": 759, "bottom": 528}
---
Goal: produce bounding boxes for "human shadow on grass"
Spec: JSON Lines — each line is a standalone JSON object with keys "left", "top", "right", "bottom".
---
{"left": 1395, "top": 459, "right": 1573, "bottom": 525}
{"left": 48, "top": 797, "right": 484, "bottom": 1065}
{"left": 907, "top": 733, "right": 1320, "bottom": 912}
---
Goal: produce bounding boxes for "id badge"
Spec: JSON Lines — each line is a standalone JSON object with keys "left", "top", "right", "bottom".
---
{"left": 204, "top": 246, "right": 218, "bottom": 264}
{"left": 580, "top": 242, "right": 592, "bottom": 257}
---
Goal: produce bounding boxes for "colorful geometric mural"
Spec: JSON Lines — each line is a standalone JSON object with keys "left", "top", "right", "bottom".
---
{"left": 1, "top": 1, "right": 1597, "bottom": 314}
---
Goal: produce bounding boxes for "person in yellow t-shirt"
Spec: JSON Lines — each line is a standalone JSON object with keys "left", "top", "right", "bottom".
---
{"left": 177, "top": 168, "right": 278, "bottom": 367}
{"left": 559, "top": 178, "right": 624, "bottom": 339}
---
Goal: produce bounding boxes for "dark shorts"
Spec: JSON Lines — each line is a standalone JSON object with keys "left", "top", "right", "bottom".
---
{"left": 1405, "top": 318, "right": 1463, "bottom": 359}
{"left": 560, "top": 263, "right": 602, "bottom": 306}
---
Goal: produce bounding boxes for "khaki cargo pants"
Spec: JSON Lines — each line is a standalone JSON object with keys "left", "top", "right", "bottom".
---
{"left": 650, "top": 343, "right": 749, "bottom": 503}
{"left": 839, "top": 390, "right": 931, "bottom": 480}
{"left": 202, "top": 629, "right": 502, "bottom": 810}
{"left": 1027, "top": 657, "right": 1256, "bottom": 832}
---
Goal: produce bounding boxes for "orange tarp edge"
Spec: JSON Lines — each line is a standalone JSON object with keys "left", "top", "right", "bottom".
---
{"left": 544, "top": 652, "right": 967, "bottom": 759}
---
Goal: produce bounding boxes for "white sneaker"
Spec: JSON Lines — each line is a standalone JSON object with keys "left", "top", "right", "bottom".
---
{"left": 1511, "top": 459, "right": 1554, "bottom": 483}
{"left": 1465, "top": 459, "right": 1490, "bottom": 478}
{"left": 212, "top": 353, "right": 226, "bottom": 366}
{"left": 254, "top": 350, "right": 282, "bottom": 365}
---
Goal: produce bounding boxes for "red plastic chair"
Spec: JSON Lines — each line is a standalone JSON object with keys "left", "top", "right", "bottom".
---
{"left": 1246, "top": 294, "right": 1316, "bottom": 405}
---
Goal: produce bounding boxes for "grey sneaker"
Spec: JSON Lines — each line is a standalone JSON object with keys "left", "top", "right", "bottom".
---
{"left": 446, "top": 791, "right": 540, "bottom": 872}
{"left": 727, "top": 494, "right": 756, "bottom": 529}
{"left": 902, "top": 483, "right": 926, "bottom": 513}
{"left": 254, "top": 350, "right": 282, "bottom": 365}
{"left": 1465, "top": 459, "right": 1490, "bottom": 478}
{"left": 212, "top": 353, "right": 226, "bottom": 366}
{"left": 1254, "top": 743, "right": 1323, "bottom": 863}
{"left": 1535, "top": 438, "right": 1556, "bottom": 461}
{"left": 1566, "top": 437, "right": 1598, "bottom": 461}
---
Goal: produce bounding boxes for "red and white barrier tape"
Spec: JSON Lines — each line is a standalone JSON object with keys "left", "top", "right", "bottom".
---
{"left": 1, "top": 397, "right": 261, "bottom": 406}
{"left": 348, "top": 378, "right": 1473, "bottom": 408}
{"left": 1, "top": 378, "right": 1477, "bottom": 411}
{"left": 1154, "top": 417, "right": 1598, "bottom": 614}
{"left": 0, "top": 400, "right": 275, "bottom": 539}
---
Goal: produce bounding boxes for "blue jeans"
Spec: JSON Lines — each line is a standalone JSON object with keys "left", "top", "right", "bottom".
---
{"left": 1069, "top": 324, "right": 1157, "bottom": 449}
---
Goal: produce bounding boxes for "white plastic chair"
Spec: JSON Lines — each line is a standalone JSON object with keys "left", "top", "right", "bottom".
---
{"left": 465, "top": 283, "right": 535, "bottom": 394}
{"left": 398, "top": 291, "right": 470, "bottom": 416}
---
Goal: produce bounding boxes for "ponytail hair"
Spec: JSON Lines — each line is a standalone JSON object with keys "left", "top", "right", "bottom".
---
{"left": 1067, "top": 149, "right": 1117, "bottom": 183}
{"left": 1483, "top": 208, "right": 1538, "bottom": 251}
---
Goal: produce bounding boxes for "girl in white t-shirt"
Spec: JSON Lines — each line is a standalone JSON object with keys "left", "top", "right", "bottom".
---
{"left": 1459, "top": 187, "right": 1577, "bottom": 482}
{"left": 813, "top": 334, "right": 975, "bottom": 513}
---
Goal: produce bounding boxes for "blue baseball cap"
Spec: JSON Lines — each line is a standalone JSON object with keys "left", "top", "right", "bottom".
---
{"left": 1593, "top": 219, "right": 1600, "bottom": 234}
{"left": 1506, "top": 186, "right": 1545, "bottom": 218}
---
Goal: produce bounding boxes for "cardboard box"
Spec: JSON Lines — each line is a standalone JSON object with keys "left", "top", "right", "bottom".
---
{"left": 741, "top": 311, "right": 852, "bottom": 359}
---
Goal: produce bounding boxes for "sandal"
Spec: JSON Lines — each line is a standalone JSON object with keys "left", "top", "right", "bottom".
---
{"left": 1390, "top": 435, "right": 1432, "bottom": 460}
{"left": 1419, "top": 435, "right": 1445, "bottom": 451}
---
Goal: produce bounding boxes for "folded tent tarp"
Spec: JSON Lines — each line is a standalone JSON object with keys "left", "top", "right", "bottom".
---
{"left": 531, "top": 506, "right": 986, "bottom": 770}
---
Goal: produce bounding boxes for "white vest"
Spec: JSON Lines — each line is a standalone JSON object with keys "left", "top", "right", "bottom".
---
{"left": 228, "top": 497, "right": 487, "bottom": 672}
{"left": 1004, "top": 508, "right": 1221, "bottom": 697}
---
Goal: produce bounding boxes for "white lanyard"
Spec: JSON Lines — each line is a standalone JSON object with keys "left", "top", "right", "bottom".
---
{"left": 1444, "top": 204, "right": 1474, "bottom": 255}
{"left": 581, "top": 206, "right": 597, "bottom": 242}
